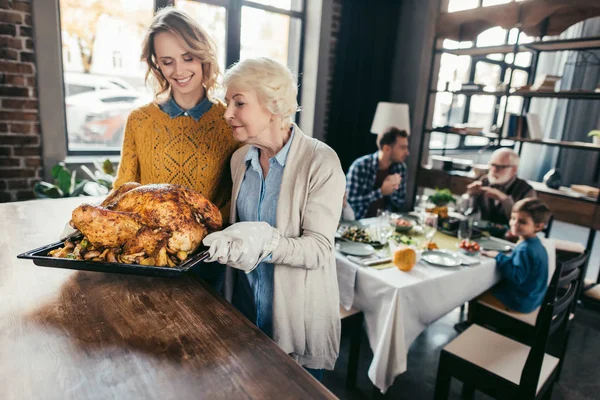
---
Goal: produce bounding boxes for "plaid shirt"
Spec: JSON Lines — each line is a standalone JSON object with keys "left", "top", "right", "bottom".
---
{"left": 346, "top": 152, "right": 407, "bottom": 219}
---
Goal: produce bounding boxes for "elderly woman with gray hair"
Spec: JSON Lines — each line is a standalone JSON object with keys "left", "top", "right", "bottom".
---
{"left": 202, "top": 57, "right": 346, "bottom": 379}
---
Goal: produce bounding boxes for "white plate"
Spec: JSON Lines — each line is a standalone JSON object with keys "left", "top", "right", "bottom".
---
{"left": 478, "top": 237, "right": 514, "bottom": 252}
{"left": 336, "top": 241, "right": 375, "bottom": 257}
{"left": 421, "top": 250, "right": 462, "bottom": 267}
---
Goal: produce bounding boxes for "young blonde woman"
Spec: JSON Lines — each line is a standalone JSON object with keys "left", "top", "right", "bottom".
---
{"left": 202, "top": 57, "right": 346, "bottom": 380}
{"left": 114, "top": 7, "right": 238, "bottom": 289}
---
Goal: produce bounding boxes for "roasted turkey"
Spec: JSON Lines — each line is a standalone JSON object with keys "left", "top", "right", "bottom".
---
{"left": 68, "top": 183, "right": 222, "bottom": 266}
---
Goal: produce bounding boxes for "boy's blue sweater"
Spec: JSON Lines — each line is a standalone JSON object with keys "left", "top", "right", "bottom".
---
{"left": 493, "top": 237, "right": 549, "bottom": 313}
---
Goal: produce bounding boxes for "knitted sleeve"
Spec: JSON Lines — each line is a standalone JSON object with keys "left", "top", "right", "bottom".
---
{"left": 114, "top": 112, "right": 141, "bottom": 189}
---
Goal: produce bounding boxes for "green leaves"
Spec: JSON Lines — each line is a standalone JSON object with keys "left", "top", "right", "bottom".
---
{"left": 33, "top": 159, "right": 115, "bottom": 199}
{"left": 587, "top": 130, "right": 600, "bottom": 137}
{"left": 429, "top": 188, "right": 456, "bottom": 206}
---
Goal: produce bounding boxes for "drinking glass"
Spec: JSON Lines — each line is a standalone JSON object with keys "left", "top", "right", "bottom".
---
{"left": 376, "top": 210, "right": 394, "bottom": 243}
{"left": 458, "top": 216, "right": 472, "bottom": 242}
{"left": 422, "top": 212, "right": 438, "bottom": 241}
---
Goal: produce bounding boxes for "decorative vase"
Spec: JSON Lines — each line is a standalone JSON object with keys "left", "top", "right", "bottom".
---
{"left": 543, "top": 169, "right": 562, "bottom": 190}
{"left": 594, "top": 136, "right": 600, "bottom": 146}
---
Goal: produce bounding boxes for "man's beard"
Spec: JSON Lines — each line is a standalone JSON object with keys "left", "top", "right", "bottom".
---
{"left": 488, "top": 172, "right": 512, "bottom": 186}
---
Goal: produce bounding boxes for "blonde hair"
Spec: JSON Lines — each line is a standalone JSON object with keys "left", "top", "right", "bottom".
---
{"left": 141, "top": 7, "right": 220, "bottom": 100}
{"left": 223, "top": 57, "right": 299, "bottom": 129}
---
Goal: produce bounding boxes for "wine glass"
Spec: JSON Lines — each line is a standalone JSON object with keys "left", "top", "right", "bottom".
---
{"left": 422, "top": 212, "right": 438, "bottom": 241}
{"left": 376, "top": 210, "right": 394, "bottom": 243}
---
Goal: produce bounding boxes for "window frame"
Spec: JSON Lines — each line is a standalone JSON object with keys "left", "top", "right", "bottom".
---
{"left": 434, "top": 0, "right": 533, "bottom": 152}
{"left": 58, "top": 0, "right": 307, "bottom": 157}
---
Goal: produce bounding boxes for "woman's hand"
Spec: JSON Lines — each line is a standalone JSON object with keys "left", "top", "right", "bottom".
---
{"left": 202, "top": 221, "right": 280, "bottom": 272}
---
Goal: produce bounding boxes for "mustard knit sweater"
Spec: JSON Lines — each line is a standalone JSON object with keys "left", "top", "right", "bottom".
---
{"left": 114, "top": 101, "right": 239, "bottom": 220}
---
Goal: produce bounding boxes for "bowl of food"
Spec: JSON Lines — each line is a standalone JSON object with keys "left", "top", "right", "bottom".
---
{"left": 458, "top": 239, "right": 480, "bottom": 256}
{"left": 393, "top": 217, "right": 415, "bottom": 233}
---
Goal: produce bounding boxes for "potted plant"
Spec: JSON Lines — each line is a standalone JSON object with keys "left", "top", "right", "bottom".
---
{"left": 588, "top": 130, "right": 600, "bottom": 146}
{"left": 425, "top": 188, "right": 455, "bottom": 220}
{"left": 33, "top": 159, "right": 115, "bottom": 199}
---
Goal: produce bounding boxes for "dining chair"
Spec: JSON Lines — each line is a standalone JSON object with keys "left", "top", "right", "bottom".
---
{"left": 340, "top": 305, "right": 363, "bottom": 389}
{"left": 583, "top": 284, "right": 600, "bottom": 311}
{"left": 434, "top": 250, "right": 582, "bottom": 400}
{"left": 470, "top": 250, "right": 588, "bottom": 346}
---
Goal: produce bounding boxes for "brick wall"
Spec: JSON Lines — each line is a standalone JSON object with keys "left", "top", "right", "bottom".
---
{"left": 0, "top": 0, "right": 41, "bottom": 203}
{"left": 322, "top": 0, "right": 342, "bottom": 142}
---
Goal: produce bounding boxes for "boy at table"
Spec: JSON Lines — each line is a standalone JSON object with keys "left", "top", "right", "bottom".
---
{"left": 456, "top": 198, "right": 551, "bottom": 332}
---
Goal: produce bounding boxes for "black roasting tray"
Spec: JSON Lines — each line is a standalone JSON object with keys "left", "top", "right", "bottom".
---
{"left": 17, "top": 240, "right": 210, "bottom": 278}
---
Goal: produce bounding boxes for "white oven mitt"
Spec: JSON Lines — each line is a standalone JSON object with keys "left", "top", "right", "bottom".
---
{"left": 202, "top": 221, "right": 280, "bottom": 273}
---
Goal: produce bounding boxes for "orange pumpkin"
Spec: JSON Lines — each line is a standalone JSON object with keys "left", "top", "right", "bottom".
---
{"left": 393, "top": 245, "right": 417, "bottom": 272}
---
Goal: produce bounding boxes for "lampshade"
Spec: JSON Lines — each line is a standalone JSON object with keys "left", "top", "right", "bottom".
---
{"left": 370, "top": 102, "right": 411, "bottom": 135}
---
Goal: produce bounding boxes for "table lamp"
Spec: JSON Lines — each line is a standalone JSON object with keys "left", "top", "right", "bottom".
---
{"left": 370, "top": 102, "right": 411, "bottom": 135}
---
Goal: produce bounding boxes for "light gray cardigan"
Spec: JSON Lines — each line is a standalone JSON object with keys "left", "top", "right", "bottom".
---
{"left": 226, "top": 125, "right": 346, "bottom": 369}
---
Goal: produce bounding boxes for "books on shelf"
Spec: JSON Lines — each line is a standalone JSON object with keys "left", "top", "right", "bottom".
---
{"left": 502, "top": 112, "right": 543, "bottom": 140}
{"left": 571, "top": 185, "right": 600, "bottom": 198}
{"left": 459, "top": 83, "right": 485, "bottom": 91}
{"left": 502, "top": 113, "right": 528, "bottom": 138}
{"left": 530, "top": 74, "right": 561, "bottom": 92}
{"left": 525, "top": 113, "right": 543, "bottom": 140}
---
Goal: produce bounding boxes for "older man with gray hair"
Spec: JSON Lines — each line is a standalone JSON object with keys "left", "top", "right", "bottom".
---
{"left": 467, "top": 148, "right": 536, "bottom": 225}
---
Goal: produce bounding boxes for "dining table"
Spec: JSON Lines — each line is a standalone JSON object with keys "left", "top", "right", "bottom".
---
{"left": 1, "top": 196, "right": 336, "bottom": 400}
{"left": 336, "top": 223, "right": 503, "bottom": 393}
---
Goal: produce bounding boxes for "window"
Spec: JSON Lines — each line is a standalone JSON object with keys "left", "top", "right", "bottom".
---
{"left": 112, "top": 51, "right": 123, "bottom": 69}
{"left": 59, "top": 0, "right": 154, "bottom": 153}
{"left": 176, "top": 1, "right": 227, "bottom": 72}
{"left": 447, "top": 0, "right": 478, "bottom": 13}
{"left": 58, "top": 0, "right": 305, "bottom": 155}
{"left": 434, "top": 2, "right": 531, "bottom": 151}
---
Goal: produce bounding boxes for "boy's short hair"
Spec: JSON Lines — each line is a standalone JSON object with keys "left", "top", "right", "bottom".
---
{"left": 513, "top": 198, "right": 551, "bottom": 226}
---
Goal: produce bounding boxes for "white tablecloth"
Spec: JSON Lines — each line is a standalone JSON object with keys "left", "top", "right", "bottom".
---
{"left": 337, "top": 253, "right": 501, "bottom": 392}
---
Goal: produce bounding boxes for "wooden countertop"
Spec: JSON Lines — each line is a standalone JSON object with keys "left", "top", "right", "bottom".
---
{"left": 1, "top": 197, "right": 336, "bottom": 400}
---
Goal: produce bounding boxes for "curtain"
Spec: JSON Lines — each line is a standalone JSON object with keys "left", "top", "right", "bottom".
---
{"left": 326, "top": 0, "right": 401, "bottom": 171}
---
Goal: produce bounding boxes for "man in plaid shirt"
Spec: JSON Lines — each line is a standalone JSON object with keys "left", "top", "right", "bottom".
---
{"left": 346, "top": 127, "right": 409, "bottom": 219}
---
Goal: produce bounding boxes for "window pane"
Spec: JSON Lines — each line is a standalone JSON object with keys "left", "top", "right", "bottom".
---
{"left": 511, "top": 69, "right": 528, "bottom": 88}
{"left": 482, "top": 0, "right": 510, "bottom": 6}
{"left": 447, "top": 0, "right": 478, "bottom": 12}
{"left": 514, "top": 52, "right": 532, "bottom": 67}
{"left": 240, "top": 7, "right": 301, "bottom": 73}
{"left": 432, "top": 93, "right": 466, "bottom": 128}
{"left": 442, "top": 39, "right": 473, "bottom": 49}
{"left": 467, "top": 95, "right": 496, "bottom": 131}
{"left": 506, "top": 96, "right": 523, "bottom": 114}
{"left": 60, "top": 0, "right": 154, "bottom": 152}
{"left": 249, "top": 0, "right": 302, "bottom": 12}
{"left": 429, "top": 132, "right": 460, "bottom": 149}
{"left": 476, "top": 26, "right": 507, "bottom": 47}
{"left": 465, "top": 136, "right": 490, "bottom": 146}
{"left": 497, "top": 96, "right": 507, "bottom": 126}
{"left": 176, "top": 1, "right": 227, "bottom": 73}
{"left": 486, "top": 53, "right": 504, "bottom": 61}
{"left": 437, "top": 53, "right": 471, "bottom": 91}
{"left": 508, "top": 28, "right": 519, "bottom": 44}
{"left": 474, "top": 62, "right": 501, "bottom": 90}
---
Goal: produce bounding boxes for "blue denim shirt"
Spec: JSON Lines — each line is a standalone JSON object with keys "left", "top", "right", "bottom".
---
{"left": 159, "top": 96, "right": 213, "bottom": 121}
{"left": 236, "top": 128, "right": 295, "bottom": 337}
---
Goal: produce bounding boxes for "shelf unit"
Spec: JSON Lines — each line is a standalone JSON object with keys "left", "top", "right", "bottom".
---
{"left": 431, "top": 90, "right": 600, "bottom": 100}
{"left": 437, "top": 36, "right": 600, "bottom": 56}
{"left": 417, "top": 1, "right": 600, "bottom": 268}
{"left": 424, "top": 128, "right": 600, "bottom": 151}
